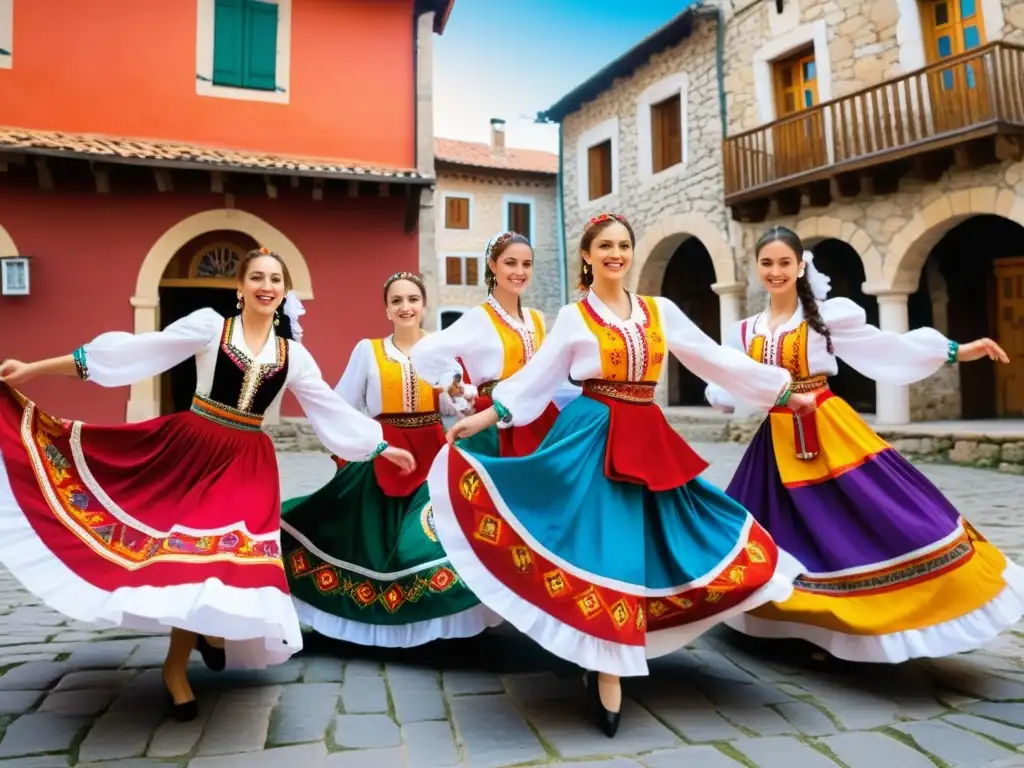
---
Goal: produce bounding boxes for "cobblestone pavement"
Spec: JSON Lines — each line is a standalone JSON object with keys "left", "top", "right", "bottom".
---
{"left": 0, "top": 445, "right": 1023, "bottom": 767}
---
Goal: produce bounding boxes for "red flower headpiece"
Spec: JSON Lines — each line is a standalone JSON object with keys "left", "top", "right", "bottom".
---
{"left": 257, "top": 245, "right": 272, "bottom": 255}
{"left": 583, "top": 212, "right": 629, "bottom": 233}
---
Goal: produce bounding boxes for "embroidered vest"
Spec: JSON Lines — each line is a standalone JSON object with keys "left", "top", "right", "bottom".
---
{"left": 372, "top": 339, "right": 437, "bottom": 414}
{"left": 207, "top": 317, "right": 289, "bottom": 415}
{"left": 481, "top": 303, "right": 547, "bottom": 379}
{"left": 577, "top": 296, "right": 665, "bottom": 383}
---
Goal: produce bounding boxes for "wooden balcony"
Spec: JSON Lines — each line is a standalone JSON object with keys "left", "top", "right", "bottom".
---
{"left": 723, "top": 42, "right": 1024, "bottom": 222}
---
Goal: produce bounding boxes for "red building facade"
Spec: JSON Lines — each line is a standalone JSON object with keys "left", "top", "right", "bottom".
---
{"left": 0, "top": 0, "right": 453, "bottom": 422}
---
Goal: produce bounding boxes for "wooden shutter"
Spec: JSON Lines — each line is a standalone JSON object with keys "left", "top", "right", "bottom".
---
{"left": 445, "top": 257, "right": 462, "bottom": 285}
{"left": 213, "top": 0, "right": 245, "bottom": 87}
{"left": 651, "top": 93, "right": 682, "bottom": 172}
{"left": 587, "top": 141, "right": 612, "bottom": 200}
{"left": 445, "top": 197, "right": 469, "bottom": 229}
{"left": 465, "top": 258, "right": 479, "bottom": 286}
{"left": 243, "top": 0, "right": 278, "bottom": 91}
{"left": 508, "top": 203, "right": 531, "bottom": 240}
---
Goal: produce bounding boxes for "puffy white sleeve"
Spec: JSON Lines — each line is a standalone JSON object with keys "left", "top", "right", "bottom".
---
{"left": 658, "top": 298, "right": 791, "bottom": 412}
{"left": 536, "top": 309, "right": 582, "bottom": 410}
{"left": 334, "top": 339, "right": 371, "bottom": 413}
{"left": 77, "top": 308, "right": 222, "bottom": 388}
{"left": 287, "top": 343, "right": 386, "bottom": 462}
{"left": 824, "top": 297, "right": 952, "bottom": 385}
{"left": 491, "top": 305, "right": 577, "bottom": 427}
{"left": 703, "top": 320, "right": 745, "bottom": 413}
{"left": 409, "top": 317, "right": 470, "bottom": 389}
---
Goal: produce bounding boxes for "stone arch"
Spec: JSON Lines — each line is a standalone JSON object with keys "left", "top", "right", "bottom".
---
{"left": 126, "top": 208, "right": 313, "bottom": 422}
{"left": 794, "top": 215, "right": 885, "bottom": 289}
{"left": 631, "top": 212, "right": 737, "bottom": 295}
{"left": 0, "top": 222, "right": 17, "bottom": 257}
{"left": 885, "top": 186, "right": 1024, "bottom": 292}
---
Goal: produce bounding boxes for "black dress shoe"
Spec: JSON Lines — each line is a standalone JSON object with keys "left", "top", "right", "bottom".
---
{"left": 195, "top": 635, "right": 226, "bottom": 672}
{"left": 161, "top": 674, "right": 199, "bottom": 722}
{"left": 585, "top": 671, "right": 621, "bottom": 738}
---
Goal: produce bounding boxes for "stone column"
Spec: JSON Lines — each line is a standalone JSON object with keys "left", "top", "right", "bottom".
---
{"left": 415, "top": 11, "right": 438, "bottom": 331}
{"left": 125, "top": 296, "right": 160, "bottom": 423}
{"left": 711, "top": 281, "right": 746, "bottom": 341}
{"left": 874, "top": 291, "right": 912, "bottom": 426}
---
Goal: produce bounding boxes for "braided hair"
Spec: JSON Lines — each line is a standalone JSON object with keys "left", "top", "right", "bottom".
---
{"left": 756, "top": 226, "right": 833, "bottom": 354}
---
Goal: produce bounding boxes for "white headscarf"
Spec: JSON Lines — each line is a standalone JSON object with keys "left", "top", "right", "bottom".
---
{"left": 282, "top": 290, "right": 306, "bottom": 342}
{"left": 801, "top": 250, "right": 832, "bottom": 301}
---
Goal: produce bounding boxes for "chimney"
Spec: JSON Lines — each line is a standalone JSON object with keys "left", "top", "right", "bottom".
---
{"left": 490, "top": 118, "right": 506, "bottom": 155}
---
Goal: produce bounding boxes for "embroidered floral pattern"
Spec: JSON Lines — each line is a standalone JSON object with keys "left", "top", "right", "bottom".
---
{"left": 221, "top": 317, "right": 288, "bottom": 413}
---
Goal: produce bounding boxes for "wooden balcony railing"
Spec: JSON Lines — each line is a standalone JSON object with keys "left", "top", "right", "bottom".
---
{"left": 723, "top": 41, "right": 1024, "bottom": 205}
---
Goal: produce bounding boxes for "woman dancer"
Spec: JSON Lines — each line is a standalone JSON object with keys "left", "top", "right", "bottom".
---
{"left": 280, "top": 271, "right": 500, "bottom": 647}
{"left": 430, "top": 213, "right": 813, "bottom": 737}
{"left": 0, "top": 248, "right": 415, "bottom": 720}
{"left": 707, "top": 225, "right": 1021, "bottom": 662}
{"left": 411, "top": 231, "right": 576, "bottom": 457}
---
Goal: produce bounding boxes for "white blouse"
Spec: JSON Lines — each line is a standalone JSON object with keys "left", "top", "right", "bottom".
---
{"left": 410, "top": 297, "right": 581, "bottom": 410}
{"left": 334, "top": 337, "right": 461, "bottom": 417}
{"left": 80, "top": 308, "right": 386, "bottom": 461}
{"left": 705, "top": 297, "right": 952, "bottom": 413}
{"left": 492, "top": 292, "right": 793, "bottom": 427}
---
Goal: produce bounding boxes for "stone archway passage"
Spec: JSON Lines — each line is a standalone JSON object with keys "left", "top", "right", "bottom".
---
{"left": 794, "top": 215, "right": 885, "bottom": 291}
{"left": 127, "top": 209, "right": 313, "bottom": 422}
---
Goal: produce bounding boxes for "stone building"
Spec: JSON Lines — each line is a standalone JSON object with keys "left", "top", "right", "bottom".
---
{"left": 431, "top": 120, "right": 563, "bottom": 328}
{"left": 539, "top": 1, "right": 1024, "bottom": 426}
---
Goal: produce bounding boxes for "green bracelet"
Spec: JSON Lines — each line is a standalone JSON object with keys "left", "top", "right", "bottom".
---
{"left": 946, "top": 340, "right": 959, "bottom": 366}
{"left": 775, "top": 386, "right": 792, "bottom": 407}
{"left": 493, "top": 400, "right": 512, "bottom": 425}
{"left": 368, "top": 441, "right": 388, "bottom": 460}
{"left": 72, "top": 347, "right": 90, "bottom": 381}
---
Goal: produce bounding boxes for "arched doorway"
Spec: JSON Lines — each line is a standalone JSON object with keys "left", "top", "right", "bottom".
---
{"left": 158, "top": 232, "right": 257, "bottom": 414}
{"left": 914, "top": 214, "right": 1024, "bottom": 418}
{"left": 809, "top": 238, "right": 877, "bottom": 413}
{"left": 661, "top": 238, "right": 720, "bottom": 405}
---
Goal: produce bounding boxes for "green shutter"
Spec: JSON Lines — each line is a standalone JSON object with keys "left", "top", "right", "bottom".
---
{"left": 212, "top": 0, "right": 245, "bottom": 87}
{"left": 243, "top": 0, "right": 279, "bottom": 91}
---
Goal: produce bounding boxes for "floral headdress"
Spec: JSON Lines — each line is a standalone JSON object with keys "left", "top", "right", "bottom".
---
{"left": 484, "top": 231, "right": 522, "bottom": 261}
{"left": 582, "top": 212, "right": 630, "bottom": 233}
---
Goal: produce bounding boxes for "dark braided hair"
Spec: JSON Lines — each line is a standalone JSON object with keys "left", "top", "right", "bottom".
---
{"left": 485, "top": 232, "right": 530, "bottom": 317}
{"left": 755, "top": 226, "right": 833, "bottom": 354}
{"left": 236, "top": 247, "right": 297, "bottom": 341}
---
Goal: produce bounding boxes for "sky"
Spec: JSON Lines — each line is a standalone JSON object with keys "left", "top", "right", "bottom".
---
{"left": 433, "top": 0, "right": 689, "bottom": 154}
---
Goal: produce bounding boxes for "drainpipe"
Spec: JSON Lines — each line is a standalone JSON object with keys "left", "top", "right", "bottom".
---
{"left": 693, "top": 1, "right": 728, "bottom": 139}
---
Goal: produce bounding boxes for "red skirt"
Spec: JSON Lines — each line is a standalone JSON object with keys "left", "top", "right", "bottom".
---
{"left": 0, "top": 383, "right": 300, "bottom": 669}
{"left": 475, "top": 393, "right": 559, "bottom": 458}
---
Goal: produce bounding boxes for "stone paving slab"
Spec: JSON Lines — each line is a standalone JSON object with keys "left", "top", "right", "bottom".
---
{"left": 0, "top": 446, "right": 1020, "bottom": 766}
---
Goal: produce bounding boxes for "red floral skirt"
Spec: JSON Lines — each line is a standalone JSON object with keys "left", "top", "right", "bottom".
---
{"left": 0, "top": 383, "right": 300, "bottom": 669}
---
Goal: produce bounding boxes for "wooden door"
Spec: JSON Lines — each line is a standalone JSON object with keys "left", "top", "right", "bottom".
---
{"left": 771, "top": 48, "right": 827, "bottom": 179}
{"left": 920, "top": 0, "right": 991, "bottom": 133}
{"left": 995, "top": 258, "right": 1024, "bottom": 417}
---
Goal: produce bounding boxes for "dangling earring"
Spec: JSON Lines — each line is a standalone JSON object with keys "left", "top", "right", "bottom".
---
{"left": 274, "top": 306, "right": 281, "bottom": 327}
{"left": 236, "top": 293, "right": 243, "bottom": 310}
{"left": 583, "top": 262, "right": 593, "bottom": 278}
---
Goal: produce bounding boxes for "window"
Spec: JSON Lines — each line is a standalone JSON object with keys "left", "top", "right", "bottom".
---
{"left": 576, "top": 117, "right": 619, "bottom": 207}
{"left": 444, "top": 255, "right": 480, "bottom": 286}
{"left": 0, "top": 0, "right": 11, "bottom": 70}
{"left": 588, "top": 141, "right": 613, "bottom": 201}
{"left": 650, "top": 93, "right": 683, "bottom": 173}
{"left": 1, "top": 257, "right": 29, "bottom": 296}
{"left": 213, "top": 0, "right": 279, "bottom": 90}
{"left": 505, "top": 199, "right": 533, "bottom": 241}
{"left": 444, "top": 196, "right": 471, "bottom": 230}
{"left": 773, "top": 46, "right": 818, "bottom": 116}
{"left": 921, "top": 0, "right": 986, "bottom": 89}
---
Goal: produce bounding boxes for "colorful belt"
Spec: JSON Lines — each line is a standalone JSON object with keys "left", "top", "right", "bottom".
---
{"left": 583, "top": 379, "right": 657, "bottom": 404}
{"left": 790, "top": 375, "right": 829, "bottom": 393}
{"left": 377, "top": 412, "right": 441, "bottom": 428}
{"left": 477, "top": 380, "right": 500, "bottom": 397}
{"left": 190, "top": 394, "right": 264, "bottom": 432}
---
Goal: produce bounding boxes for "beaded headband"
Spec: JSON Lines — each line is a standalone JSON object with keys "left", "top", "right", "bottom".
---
{"left": 384, "top": 271, "right": 423, "bottom": 288}
{"left": 484, "top": 231, "right": 523, "bottom": 260}
{"left": 257, "top": 245, "right": 273, "bottom": 255}
{"left": 583, "top": 212, "right": 629, "bottom": 233}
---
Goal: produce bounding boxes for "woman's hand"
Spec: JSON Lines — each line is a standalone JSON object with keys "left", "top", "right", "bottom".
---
{"left": 788, "top": 392, "right": 817, "bottom": 416}
{"left": 0, "top": 360, "right": 37, "bottom": 388}
{"left": 381, "top": 446, "right": 416, "bottom": 475}
{"left": 958, "top": 338, "right": 1009, "bottom": 364}
{"left": 446, "top": 408, "right": 500, "bottom": 445}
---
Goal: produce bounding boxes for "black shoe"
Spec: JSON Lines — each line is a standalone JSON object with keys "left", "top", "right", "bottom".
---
{"left": 195, "top": 635, "right": 226, "bottom": 672}
{"left": 584, "top": 671, "right": 621, "bottom": 738}
{"left": 162, "top": 675, "right": 199, "bottom": 722}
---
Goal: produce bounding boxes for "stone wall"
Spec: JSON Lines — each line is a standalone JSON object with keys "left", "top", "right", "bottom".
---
{"left": 434, "top": 171, "right": 561, "bottom": 322}
{"left": 560, "top": 20, "right": 728, "bottom": 277}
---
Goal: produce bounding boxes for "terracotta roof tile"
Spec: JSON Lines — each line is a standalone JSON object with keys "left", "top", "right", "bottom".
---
{"left": 0, "top": 127, "right": 432, "bottom": 183}
{"left": 435, "top": 137, "right": 558, "bottom": 174}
